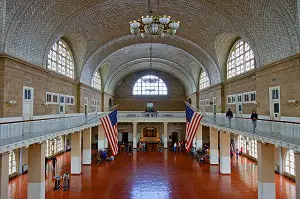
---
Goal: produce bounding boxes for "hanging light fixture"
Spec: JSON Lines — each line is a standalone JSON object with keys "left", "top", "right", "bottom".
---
{"left": 129, "top": 0, "right": 180, "bottom": 38}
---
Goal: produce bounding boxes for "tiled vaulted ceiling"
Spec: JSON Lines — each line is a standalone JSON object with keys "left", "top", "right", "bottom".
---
{"left": 1, "top": 0, "right": 299, "bottom": 94}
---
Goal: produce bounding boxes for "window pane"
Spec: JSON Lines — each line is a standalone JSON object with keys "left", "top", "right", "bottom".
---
{"left": 133, "top": 75, "right": 167, "bottom": 96}
{"left": 47, "top": 40, "right": 74, "bottom": 79}
{"left": 227, "top": 40, "right": 255, "bottom": 79}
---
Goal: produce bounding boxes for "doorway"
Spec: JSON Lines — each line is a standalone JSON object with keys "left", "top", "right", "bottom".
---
{"left": 269, "top": 86, "right": 280, "bottom": 120}
{"left": 59, "top": 94, "right": 65, "bottom": 115}
{"left": 122, "top": 132, "right": 129, "bottom": 143}
{"left": 236, "top": 94, "right": 243, "bottom": 117}
{"left": 22, "top": 87, "right": 34, "bottom": 120}
{"left": 171, "top": 132, "right": 178, "bottom": 144}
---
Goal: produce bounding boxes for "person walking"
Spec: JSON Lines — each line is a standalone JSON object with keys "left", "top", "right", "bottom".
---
{"left": 226, "top": 108, "right": 233, "bottom": 127}
{"left": 251, "top": 110, "right": 258, "bottom": 133}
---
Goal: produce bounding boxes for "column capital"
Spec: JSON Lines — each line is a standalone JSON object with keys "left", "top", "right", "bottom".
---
{"left": 0, "top": 152, "right": 9, "bottom": 156}
{"left": 163, "top": 122, "right": 168, "bottom": 125}
{"left": 132, "top": 122, "right": 138, "bottom": 125}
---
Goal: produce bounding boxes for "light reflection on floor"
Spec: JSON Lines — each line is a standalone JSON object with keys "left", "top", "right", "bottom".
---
{"left": 8, "top": 147, "right": 296, "bottom": 199}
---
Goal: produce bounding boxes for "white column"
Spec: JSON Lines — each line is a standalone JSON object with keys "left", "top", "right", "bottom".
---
{"left": 19, "top": 148, "right": 23, "bottom": 174}
{"left": 71, "top": 131, "right": 82, "bottom": 174}
{"left": 196, "top": 125, "right": 203, "bottom": 149}
{"left": 257, "top": 142, "right": 275, "bottom": 199}
{"left": 0, "top": 153, "right": 9, "bottom": 199}
{"left": 295, "top": 152, "right": 300, "bottom": 199}
{"left": 27, "top": 143, "right": 45, "bottom": 199}
{"left": 104, "top": 136, "right": 108, "bottom": 149}
{"left": 164, "top": 122, "right": 168, "bottom": 149}
{"left": 82, "top": 128, "right": 91, "bottom": 165}
{"left": 98, "top": 125, "right": 105, "bottom": 150}
{"left": 209, "top": 127, "right": 219, "bottom": 165}
{"left": 64, "top": 135, "right": 67, "bottom": 152}
{"left": 132, "top": 122, "right": 137, "bottom": 149}
{"left": 220, "top": 131, "right": 231, "bottom": 174}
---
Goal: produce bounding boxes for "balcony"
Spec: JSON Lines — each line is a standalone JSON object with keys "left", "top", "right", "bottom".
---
{"left": 118, "top": 111, "right": 185, "bottom": 123}
{"left": 0, "top": 114, "right": 104, "bottom": 153}
{"left": 0, "top": 111, "right": 300, "bottom": 153}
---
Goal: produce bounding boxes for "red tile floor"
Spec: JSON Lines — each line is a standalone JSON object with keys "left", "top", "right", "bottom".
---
{"left": 9, "top": 147, "right": 296, "bottom": 199}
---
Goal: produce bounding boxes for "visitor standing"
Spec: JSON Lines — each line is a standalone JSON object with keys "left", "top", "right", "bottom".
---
{"left": 251, "top": 110, "right": 258, "bottom": 133}
{"left": 226, "top": 108, "right": 233, "bottom": 127}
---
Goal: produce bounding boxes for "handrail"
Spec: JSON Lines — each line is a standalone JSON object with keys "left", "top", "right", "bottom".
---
{"left": 233, "top": 116, "right": 300, "bottom": 125}
{"left": 0, "top": 114, "right": 94, "bottom": 125}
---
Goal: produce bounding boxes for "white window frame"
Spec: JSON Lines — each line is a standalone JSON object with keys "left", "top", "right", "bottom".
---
{"left": 199, "top": 100, "right": 204, "bottom": 106}
{"left": 205, "top": 99, "right": 210, "bottom": 107}
{"left": 45, "top": 92, "right": 59, "bottom": 104}
{"left": 66, "top": 95, "right": 75, "bottom": 105}
{"left": 227, "top": 95, "right": 236, "bottom": 104}
{"left": 242, "top": 91, "right": 256, "bottom": 104}
{"left": 285, "top": 150, "right": 295, "bottom": 176}
{"left": 9, "top": 151, "right": 17, "bottom": 175}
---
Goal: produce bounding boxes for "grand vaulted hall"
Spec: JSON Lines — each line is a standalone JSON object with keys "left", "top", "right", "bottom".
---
{"left": 1, "top": 0, "right": 300, "bottom": 199}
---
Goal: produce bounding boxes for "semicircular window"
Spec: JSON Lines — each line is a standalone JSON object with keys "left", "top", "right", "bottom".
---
{"left": 133, "top": 75, "right": 167, "bottom": 95}
{"left": 227, "top": 40, "right": 255, "bottom": 79}
{"left": 47, "top": 39, "right": 75, "bottom": 79}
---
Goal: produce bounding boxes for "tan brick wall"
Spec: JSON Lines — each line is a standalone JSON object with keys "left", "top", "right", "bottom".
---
{"left": 77, "top": 83, "right": 101, "bottom": 113}
{"left": 199, "top": 84, "right": 225, "bottom": 113}
{"left": 114, "top": 70, "right": 186, "bottom": 111}
{"left": 0, "top": 56, "right": 101, "bottom": 117}
{"left": 200, "top": 54, "right": 300, "bottom": 117}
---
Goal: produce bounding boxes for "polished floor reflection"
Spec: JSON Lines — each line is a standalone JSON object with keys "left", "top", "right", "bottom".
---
{"left": 9, "top": 148, "right": 295, "bottom": 199}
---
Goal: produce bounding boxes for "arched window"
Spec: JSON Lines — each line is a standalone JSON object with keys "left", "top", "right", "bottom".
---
{"left": 47, "top": 40, "right": 75, "bottom": 79}
{"left": 199, "top": 70, "right": 210, "bottom": 90}
{"left": 285, "top": 150, "right": 295, "bottom": 175}
{"left": 227, "top": 40, "right": 255, "bottom": 79}
{"left": 9, "top": 151, "right": 16, "bottom": 174}
{"left": 92, "top": 71, "right": 101, "bottom": 90}
{"left": 133, "top": 75, "right": 167, "bottom": 95}
{"left": 249, "top": 139, "right": 257, "bottom": 158}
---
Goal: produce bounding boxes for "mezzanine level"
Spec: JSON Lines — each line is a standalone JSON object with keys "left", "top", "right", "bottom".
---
{"left": 0, "top": 111, "right": 300, "bottom": 153}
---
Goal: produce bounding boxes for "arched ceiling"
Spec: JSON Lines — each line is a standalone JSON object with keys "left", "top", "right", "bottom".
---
{"left": 1, "top": 0, "right": 299, "bottom": 94}
{"left": 82, "top": 43, "right": 215, "bottom": 95}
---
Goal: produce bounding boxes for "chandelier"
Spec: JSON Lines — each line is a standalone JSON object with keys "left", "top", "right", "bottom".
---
{"left": 129, "top": 0, "right": 180, "bottom": 38}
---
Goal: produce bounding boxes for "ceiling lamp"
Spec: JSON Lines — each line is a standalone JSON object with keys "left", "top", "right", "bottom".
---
{"left": 130, "top": 15, "right": 180, "bottom": 38}
{"left": 129, "top": 0, "right": 180, "bottom": 38}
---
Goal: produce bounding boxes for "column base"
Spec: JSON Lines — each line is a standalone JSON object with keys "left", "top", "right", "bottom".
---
{"left": 82, "top": 149, "right": 91, "bottom": 165}
{"left": 210, "top": 149, "right": 219, "bottom": 165}
{"left": 220, "top": 156, "right": 231, "bottom": 174}
{"left": 28, "top": 181, "right": 45, "bottom": 199}
{"left": 258, "top": 181, "right": 275, "bottom": 199}
{"left": 164, "top": 137, "right": 168, "bottom": 149}
{"left": 71, "top": 156, "right": 82, "bottom": 174}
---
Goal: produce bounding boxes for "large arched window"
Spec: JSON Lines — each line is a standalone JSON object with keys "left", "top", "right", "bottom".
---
{"left": 199, "top": 70, "right": 210, "bottom": 90}
{"left": 133, "top": 75, "right": 167, "bottom": 95}
{"left": 227, "top": 40, "right": 255, "bottom": 79}
{"left": 285, "top": 150, "right": 295, "bottom": 175}
{"left": 91, "top": 71, "right": 101, "bottom": 90}
{"left": 9, "top": 151, "right": 16, "bottom": 175}
{"left": 47, "top": 40, "right": 75, "bottom": 79}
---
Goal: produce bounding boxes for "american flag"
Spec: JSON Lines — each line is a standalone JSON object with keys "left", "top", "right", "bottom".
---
{"left": 185, "top": 104, "right": 203, "bottom": 152}
{"left": 100, "top": 109, "right": 118, "bottom": 156}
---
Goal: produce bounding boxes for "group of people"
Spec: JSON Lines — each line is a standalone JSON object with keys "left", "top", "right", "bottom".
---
{"left": 173, "top": 141, "right": 185, "bottom": 152}
{"left": 138, "top": 142, "right": 147, "bottom": 152}
{"left": 226, "top": 109, "right": 258, "bottom": 133}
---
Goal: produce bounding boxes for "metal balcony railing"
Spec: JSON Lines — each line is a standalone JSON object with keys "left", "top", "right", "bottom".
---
{"left": 201, "top": 114, "right": 300, "bottom": 146}
{"left": 0, "top": 113, "right": 104, "bottom": 148}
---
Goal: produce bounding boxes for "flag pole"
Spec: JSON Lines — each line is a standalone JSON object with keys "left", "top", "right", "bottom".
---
{"left": 184, "top": 101, "right": 203, "bottom": 114}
